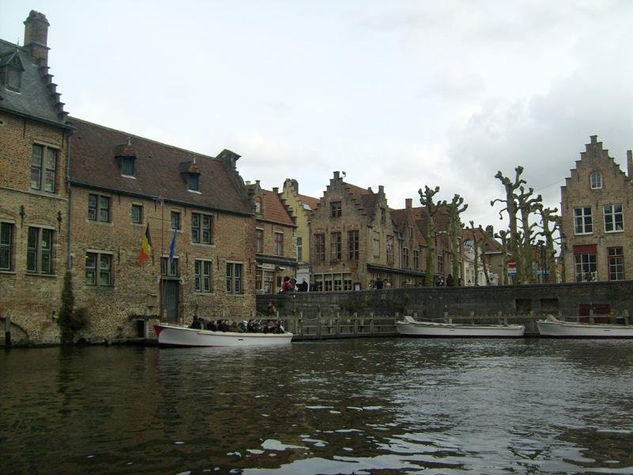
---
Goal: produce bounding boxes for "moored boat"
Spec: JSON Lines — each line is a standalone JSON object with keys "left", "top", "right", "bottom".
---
{"left": 154, "top": 323, "right": 293, "bottom": 347}
{"left": 536, "top": 315, "right": 633, "bottom": 338}
{"left": 396, "top": 315, "right": 525, "bottom": 338}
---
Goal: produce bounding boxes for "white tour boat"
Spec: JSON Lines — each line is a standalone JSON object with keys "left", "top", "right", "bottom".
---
{"left": 536, "top": 315, "right": 633, "bottom": 338}
{"left": 154, "top": 323, "right": 293, "bottom": 347}
{"left": 396, "top": 315, "right": 525, "bottom": 338}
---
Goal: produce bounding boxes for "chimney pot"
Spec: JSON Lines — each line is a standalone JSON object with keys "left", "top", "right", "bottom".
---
{"left": 406, "top": 198, "right": 412, "bottom": 208}
{"left": 627, "top": 150, "right": 633, "bottom": 178}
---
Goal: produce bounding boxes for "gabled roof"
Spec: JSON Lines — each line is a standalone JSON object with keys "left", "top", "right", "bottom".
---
{"left": 390, "top": 208, "right": 428, "bottom": 245}
{"left": 0, "top": 39, "right": 68, "bottom": 127}
{"left": 69, "top": 118, "right": 252, "bottom": 216}
{"left": 246, "top": 183, "right": 295, "bottom": 227}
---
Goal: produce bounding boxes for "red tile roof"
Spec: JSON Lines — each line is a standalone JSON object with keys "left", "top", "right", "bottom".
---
{"left": 69, "top": 118, "right": 252, "bottom": 215}
{"left": 261, "top": 189, "right": 295, "bottom": 226}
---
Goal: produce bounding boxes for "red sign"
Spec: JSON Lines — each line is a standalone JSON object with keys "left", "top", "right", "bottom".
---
{"left": 507, "top": 259, "right": 516, "bottom": 268}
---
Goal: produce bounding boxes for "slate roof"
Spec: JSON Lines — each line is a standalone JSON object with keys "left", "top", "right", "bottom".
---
{"left": 344, "top": 182, "right": 379, "bottom": 216}
{"left": 0, "top": 39, "right": 68, "bottom": 127}
{"left": 298, "top": 193, "right": 320, "bottom": 212}
{"left": 463, "top": 228, "right": 503, "bottom": 254}
{"left": 69, "top": 117, "right": 252, "bottom": 216}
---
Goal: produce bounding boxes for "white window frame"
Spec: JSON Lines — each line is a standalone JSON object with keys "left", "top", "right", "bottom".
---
{"left": 574, "top": 207, "right": 593, "bottom": 235}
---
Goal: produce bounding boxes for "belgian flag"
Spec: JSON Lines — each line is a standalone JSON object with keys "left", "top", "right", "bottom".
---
{"left": 139, "top": 224, "right": 152, "bottom": 265}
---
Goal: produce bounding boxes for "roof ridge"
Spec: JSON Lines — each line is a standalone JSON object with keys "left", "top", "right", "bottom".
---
{"left": 69, "top": 116, "right": 217, "bottom": 159}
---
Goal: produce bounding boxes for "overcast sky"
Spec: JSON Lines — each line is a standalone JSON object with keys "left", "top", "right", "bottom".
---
{"left": 2, "top": 0, "right": 632, "bottom": 231}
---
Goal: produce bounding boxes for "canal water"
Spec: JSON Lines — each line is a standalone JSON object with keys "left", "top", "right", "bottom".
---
{"left": 2, "top": 338, "right": 633, "bottom": 474}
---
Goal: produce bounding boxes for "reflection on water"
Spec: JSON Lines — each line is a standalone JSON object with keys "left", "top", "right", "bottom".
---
{"left": 1, "top": 339, "right": 633, "bottom": 473}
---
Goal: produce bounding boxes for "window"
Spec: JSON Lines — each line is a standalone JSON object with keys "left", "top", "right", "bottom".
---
{"left": 331, "top": 201, "right": 342, "bottom": 218}
{"left": 255, "top": 198, "right": 262, "bottom": 214}
{"left": 574, "top": 207, "right": 592, "bottom": 234}
{"left": 604, "top": 204, "right": 624, "bottom": 232}
{"left": 171, "top": 211, "right": 181, "bottom": 230}
{"left": 575, "top": 252, "right": 596, "bottom": 282}
{"left": 315, "top": 233, "right": 325, "bottom": 262}
{"left": 31, "top": 145, "right": 58, "bottom": 193}
{"left": 195, "top": 260, "right": 212, "bottom": 292}
{"left": 590, "top": 171, "right": 602, "bottom": 189}
{"left": 296, "top": 236, "right": 303, "bottom": 261}
{"left": 0, "top": 222, "right": 14, "bottom": 271}
{"left": 161, "top": 257, "right": 179, "bottom": 277}
{"left": 256, "top": 229, "right": 264, "bottom": 253}
{"left": 274, "top": 232, "right": 284, "bottom": 256}
{"left": 121, "top": 156, "right": 135, "bottom": 176}
{"left": 437, "top": 254, "right": 444, "bottom": 274}
{"left": 192, "top": 213, "right": 212, "bottom": 244}
{"left": 348, "top": 230, "right": 359, "bottom": 261}
{"left": 226, "top": 263, "right": 243, "bottom": 294}
{"left": 413, "top": 249, "right": 420, "bottom": 269}
{"left": 89, "top": 194, "right": 110, "bottom": 222}
{"left": 330, "top": 232, "right": 342, "bottom": 261}
{"left": 403, "top": 247, "right": 410, "bottom": 268}
{"left": 85, "top": 252, "right": 113, "bottom": 286}
{"left": 608, "top": 247, "right": 624, "bottom": 281}
{"left": 380, "top": 207, "right": 386, "bottom": 224}
{"left": 131, "top": 204, "right": 143, "bottom": 224}
{"left": 27, "top": 227, "right": 54, "bottom": 274}
{"left": 187, "top": 174, "right": 199, "bottom": 192}
{"left": 386, "top": 235, "right": 394, "bottom": 264}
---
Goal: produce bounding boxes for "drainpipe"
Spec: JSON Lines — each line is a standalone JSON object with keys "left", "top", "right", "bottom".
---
{"left": 65, "top": 130, "right": 73, "bottom": 270}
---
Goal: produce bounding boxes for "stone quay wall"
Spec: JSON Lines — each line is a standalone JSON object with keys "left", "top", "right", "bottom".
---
{"left": 258, "top": 281, "right": 633, "bottom": 335}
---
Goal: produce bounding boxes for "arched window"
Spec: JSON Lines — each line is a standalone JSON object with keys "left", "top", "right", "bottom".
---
{"left": 590, "top": 171, "right": 602, "bottom": 189}
{"left": 255, "top": 197, "right": 262, "bottom": 214}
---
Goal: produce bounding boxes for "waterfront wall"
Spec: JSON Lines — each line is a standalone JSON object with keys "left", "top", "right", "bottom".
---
{"left": 258, "top": 281, "right": 633, "bottom": 321}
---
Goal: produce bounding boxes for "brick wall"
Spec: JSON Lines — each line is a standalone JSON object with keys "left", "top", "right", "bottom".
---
{"left": 0, "top": 111, "right": 69, "bottom": 343}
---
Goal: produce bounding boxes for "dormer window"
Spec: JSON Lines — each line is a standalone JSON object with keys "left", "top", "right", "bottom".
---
{"left": 115, "top": 139, "right": 137, "bottom": 178}
{"left": 590, "top": 171, "right": 602, "bottom": 189}
{"left": 180, "top": 158, "right": 201, "bottom": 193}
{"left": 121, "top": 156, "right": 135, "bottom": 176}
{"left": 0, "top": 51, "right": 24, "bottom": 92}
{"left": 255, "top": 197, "right": 262, "bottom": 214}
{"left": 187, "top": 173, "right": 199, "bottom": 192}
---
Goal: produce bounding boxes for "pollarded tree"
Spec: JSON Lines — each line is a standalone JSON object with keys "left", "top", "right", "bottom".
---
{"left": 447, "top": 194, "right": 468, "bottom": 286}
{"left": 419, "top": 185, "right": 441, "bottom": 286}
{"left": 516, "top": 185, "right": 543, "bottom": 283}
{"left": 535, "top": 204, "right": 560, "bottom": 283}
{"left": 492, "top": 167, "right": 526, "bottom": 282}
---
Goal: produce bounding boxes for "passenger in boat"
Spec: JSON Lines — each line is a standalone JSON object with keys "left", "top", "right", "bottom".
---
{"left": 239, "top": 320, "right": 248, "bottom": 332}
{"left": 218, "top": 320, "right": 230, "bottom": 332}
{"left": 190, "top": 316, "right": 203, "bottom": 329}
{"left": 206, "top": 320, "right": 217, "bottom": 331}
{"left": 281, "top": 276, "right": 294, "bottom": 292}
{"left": 446, "top": 274, "right": 454, "bottom": 287}
{"left": 375, "top": 277, "right": 383, "bottom": 290}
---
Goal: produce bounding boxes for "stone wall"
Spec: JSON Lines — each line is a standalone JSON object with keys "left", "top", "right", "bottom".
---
{"left": 258, "top": 281, "right": 633, "bottom": 320}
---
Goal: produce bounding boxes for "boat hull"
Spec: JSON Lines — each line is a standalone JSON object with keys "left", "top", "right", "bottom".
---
{"left": 154, "top": 324, "right": 293, "bottom": 347}
{"left": 396, "top": 317, "right": 525, "bottom": 338}
{"left": 537, "top": 319, "right": 633, "bottom": 338}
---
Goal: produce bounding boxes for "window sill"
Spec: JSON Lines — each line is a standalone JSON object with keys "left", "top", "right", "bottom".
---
{"left": 87, "top": 220, "right": 113, "bottom": 226}
{"left": 25, "top": 272, "right": 57, "bottom": 278}
{"left": 605, "top": 229, "right": 625, "bottom": 234}
{"left": 192, "top": 242, "right": 215, "bottom": 247}
{"left": 194, "top": 291, "right": 215, "bottom": 295}
{"left": 122, "top": 174, "right": 136, "bottom": 179}
{"left": 0, "top": 270, "right": 17, "bottom": 275}
{"left": 188, "top": 189, "right": 202, "bottom": 194}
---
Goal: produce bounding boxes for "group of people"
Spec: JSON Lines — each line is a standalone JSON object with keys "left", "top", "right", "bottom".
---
{"left": 280, "top": 276, "right": 309, "bottom": 293}
{"left": 189, "top": 316, "right": 286, "bottom": 334}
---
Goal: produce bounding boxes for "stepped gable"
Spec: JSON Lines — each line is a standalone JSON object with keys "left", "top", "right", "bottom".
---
{"left": 247, "top": 183, "right": 295, "bottom": 226}
{"left": 564, "top": 135, "right": 632, "bottom": 189}
{"left": 343, "top": 182, "right": 378, "bottom": 217}
{"left": 69, "top": 117, "right": 252, "bottom": 215}
{"left": 0, "top": 39, "right": 68, "bottom": 125}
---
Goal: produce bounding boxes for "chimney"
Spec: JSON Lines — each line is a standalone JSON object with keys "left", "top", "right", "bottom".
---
{"left": 378, "top": 185, "right": 384, "bottom": 194}
{"left": 628, "top": 150, "right": 633, "bottom": 178}
{"left": 273, "top": 187, "right": 279, "bottom": 195}
{"left": 24, "top": 11, "right": 50, "bottom": 67}
{"left": 405, "top": 198, "right": 412, "bottom": 209}
{"left": 333, "top": 171, "right": 340, "bottom": 180}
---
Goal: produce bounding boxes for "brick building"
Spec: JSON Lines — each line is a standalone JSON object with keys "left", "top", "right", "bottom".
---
{"left": 389, "top": 198, "right": 427, "bottom": 287}
{"left": 561, "top": 136, "right": 633, "bottom": 282}
{"left": 246, "top": 181, "right": 297, "bottom": 294}
{"left": 310, "top": 171, "right": 404, "bottom": 290}
{"left": 68, "top": 118, "right": 256, "bottom": 339}
{"left": 0, "top": 11, "right": 72, "bottom": 343}
{"left": 280, "top": 178, "right": 319, "bottom": 286}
